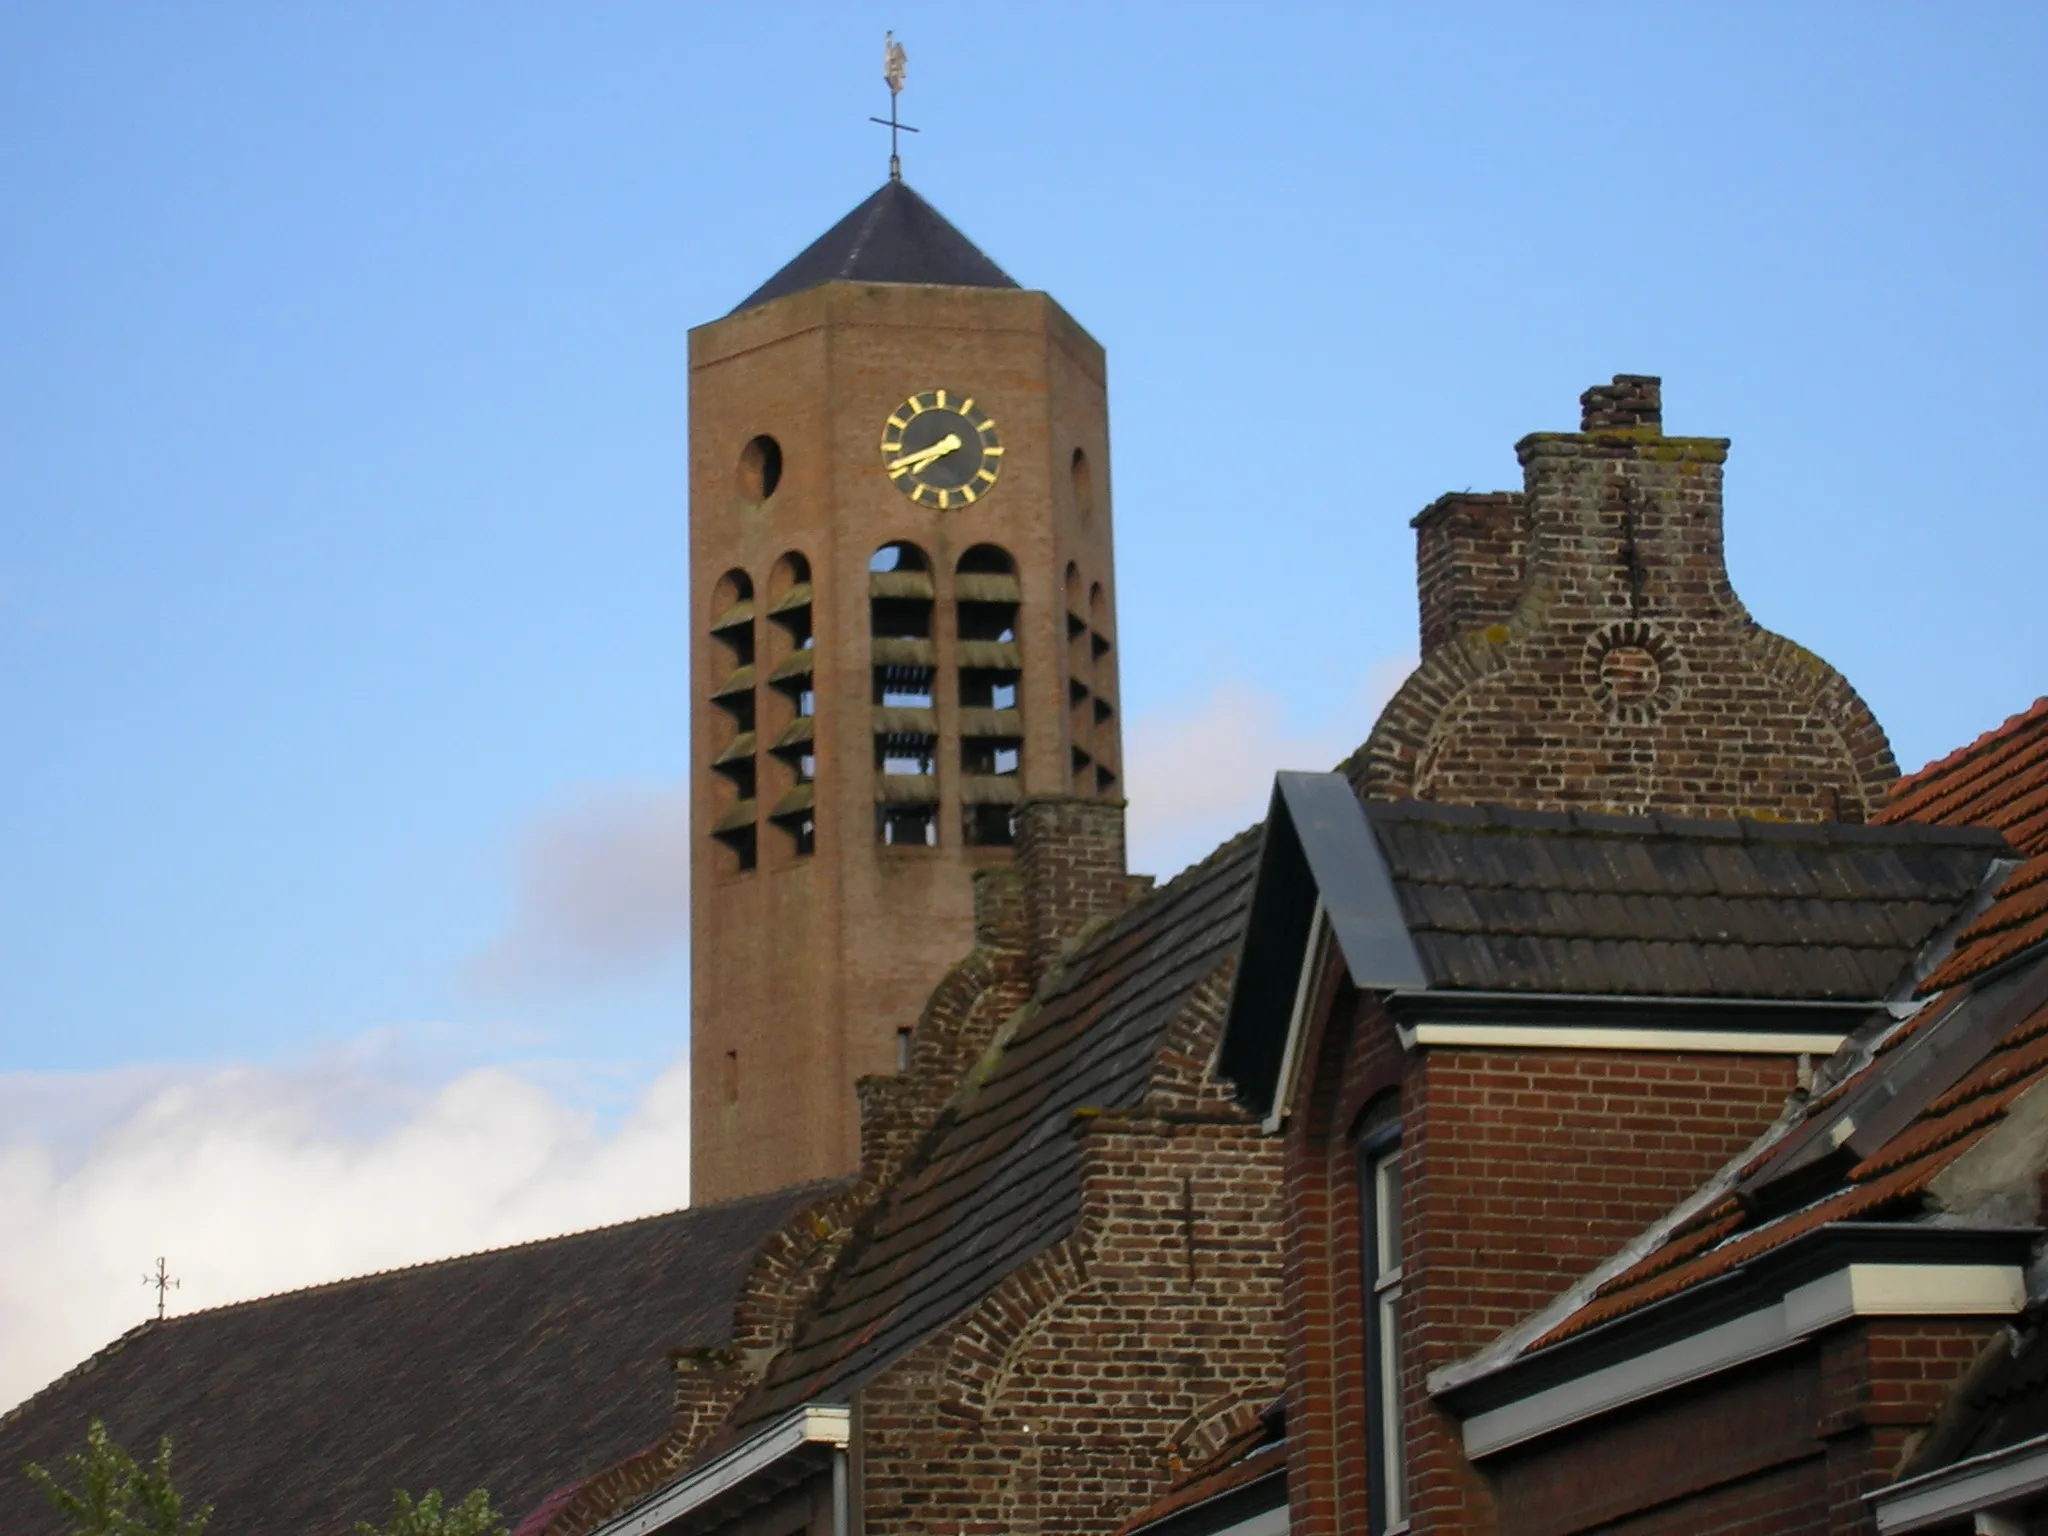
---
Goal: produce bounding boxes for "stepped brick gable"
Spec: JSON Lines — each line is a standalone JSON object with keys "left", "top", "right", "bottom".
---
{"left": 1353, "top": 375, "right": 1897, "bottom": 822}
{"left": 536, "top": 811, "right": 1287, "bottom": 1536}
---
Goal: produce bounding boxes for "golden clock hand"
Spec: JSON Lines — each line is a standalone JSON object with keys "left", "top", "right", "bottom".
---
{"left": 887, "top": 432, "right": 964, "bottom": 473}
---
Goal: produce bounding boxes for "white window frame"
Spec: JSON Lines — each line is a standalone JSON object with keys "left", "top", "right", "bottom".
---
{"left": 1364, "top": 1137, "right": 1408, "bottom": 1533}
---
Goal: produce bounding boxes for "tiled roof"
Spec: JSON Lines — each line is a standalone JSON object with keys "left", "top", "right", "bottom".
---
{"left": 1109, "top": 1412, "right": 1287, "bottom": 1536}
{"left": 724, "top": 828, "right": 1262, "bottom": 1429}
{"left": 1494, "top": 698, "right": 2048, "bottom": 1358}
{"left": 1366, "top": 800, "right": 2008, "bottom": 1000}
{"left": 0, "top": 1184, "right": 834, "bottom": 1536}
{"left": 1879, "top": 697, "right": 2048, "bottom": 991}
{"left": 731, "top": 180, "right": 1019, "bottom": 313}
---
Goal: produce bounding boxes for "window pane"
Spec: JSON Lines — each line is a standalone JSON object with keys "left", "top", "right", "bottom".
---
{"left": 1376, "top": 1150, "right": 1403, "bottom": 1275}
{"left": 1382, "top": 1285, "right": 1406, "bottom": 1525}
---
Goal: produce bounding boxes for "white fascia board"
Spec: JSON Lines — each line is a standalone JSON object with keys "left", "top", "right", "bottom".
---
{"left": 1873, "top": 1432, "right": 2048, "bottom": 1533}
{"left": 1400, "top": 1022, "right": 1847, "bottom": 1055}
{"left": 596, "top": 1404, "right": 851, "bottom": 1536}
{"left": 1462, "top": 1264, "right": 2024, "bottom": 1460}
{"left": 1262, "top": 899, "right": 1326, "bottom": 1134}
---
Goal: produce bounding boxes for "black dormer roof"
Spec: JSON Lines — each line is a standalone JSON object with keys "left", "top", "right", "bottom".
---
{"left": 732, "top": 179, "right": 1020, "bottom": 314}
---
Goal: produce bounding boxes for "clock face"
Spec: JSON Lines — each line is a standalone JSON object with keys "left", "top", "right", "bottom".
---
{"left": 878, "top": 389, "right": 1003, "bottom": 509}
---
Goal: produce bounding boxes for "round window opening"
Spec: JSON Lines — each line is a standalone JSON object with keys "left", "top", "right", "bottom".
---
{"left": 738, "top": 436, "right": 783, "bottom": 503}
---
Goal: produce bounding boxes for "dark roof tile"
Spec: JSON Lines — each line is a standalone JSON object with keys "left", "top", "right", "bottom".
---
{"left": 0, "top": 1185, "right": 836, "bottom": 1536}
{"left": 732, "top": 180, "right": 1019, "bottom": 313}
{"left": 1360, "top": 800, "right": 2005, "bottom": 1000}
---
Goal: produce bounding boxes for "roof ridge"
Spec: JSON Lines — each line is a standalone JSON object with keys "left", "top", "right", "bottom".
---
{"left": 1891, "top": 741, "right": 2048, "bottom": 839}
{"left": 1372, "top": 797, "right": 2008, "bottom": 848}
{"left": 1886, "top": 697, "right": 2048, "bottom": 811}
{"left": 94, "top": 1179, "right": 841, "bottom": 1333}
{"left": 0, "top": 1319, "right": 158, "bottom": 1432}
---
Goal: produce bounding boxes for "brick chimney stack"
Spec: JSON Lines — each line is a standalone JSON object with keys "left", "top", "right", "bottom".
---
{"left": 1015, "top": 797, "right": 1137, "bottom": 981}
{"left": 1412, "top": 492, "right": 1527, "bottom": 658}
{"left": 1578, "top": 372, "right": 1663, "bottom": 432}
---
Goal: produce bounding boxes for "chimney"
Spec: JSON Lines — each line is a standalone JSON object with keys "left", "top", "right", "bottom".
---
{"left": 1015, "top": 798, "right": 1134, "bottom": 982}
{"left": 1354, "top": 374, "right": 1899, "bottom": 822}
{"left": 1516, "top": 373, "right": 1734, "bottom": 629}
{"left": 1578, "top": 373, "right": 1663, "bottom": 433}
{"left": 1412, "top": 492, "right": 1527, "bottom": 657}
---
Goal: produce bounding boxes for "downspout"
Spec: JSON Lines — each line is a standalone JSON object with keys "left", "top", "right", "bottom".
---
{"left": 832, "top": 1445, "right": 850, "bottom": 1536}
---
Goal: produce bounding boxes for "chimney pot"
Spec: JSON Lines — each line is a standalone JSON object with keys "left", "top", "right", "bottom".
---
{"left": 1580, "top": 374, "right": 1663, "bottom": 434}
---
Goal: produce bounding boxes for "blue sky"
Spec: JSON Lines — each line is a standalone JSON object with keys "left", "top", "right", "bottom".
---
{"left": 1, "top": 3, "right": 2043, "bottom": 1408}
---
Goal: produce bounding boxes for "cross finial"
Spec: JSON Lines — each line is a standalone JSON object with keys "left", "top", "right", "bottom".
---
{"left": 144, "top": 1256, "right": 180, "bottom": 1321}
{"left": 869, "top": 32, "right": 919, "bottom": 182}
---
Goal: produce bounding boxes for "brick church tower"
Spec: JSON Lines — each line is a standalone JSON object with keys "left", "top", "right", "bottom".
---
{"left": 689, "top": 180, "right": 1123, "bottom": 1202}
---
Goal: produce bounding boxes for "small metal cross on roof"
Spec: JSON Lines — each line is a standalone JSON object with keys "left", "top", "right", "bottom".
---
{"left": 869, "top": 32, "right": 919, "bottom": 182}
{"left": 144, "top": 1256, "right": 180, "bottom": 1320}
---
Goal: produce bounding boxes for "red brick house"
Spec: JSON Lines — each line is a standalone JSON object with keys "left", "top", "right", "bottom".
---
{"left": 1185, "top": 697, "right": 2045, "bottom": 1536}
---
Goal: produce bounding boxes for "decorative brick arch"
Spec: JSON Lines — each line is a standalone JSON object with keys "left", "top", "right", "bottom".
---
{"left": 1169, "top": 1389, "right": 1271, "bottom": 1471}
{"left": 938, "top": 1236, "right": 1094, "bottom": 1424}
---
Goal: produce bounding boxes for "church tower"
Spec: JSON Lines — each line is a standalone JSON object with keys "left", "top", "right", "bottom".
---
{"left": 689, "top": 180, "right": 1123, "bottom": 1203}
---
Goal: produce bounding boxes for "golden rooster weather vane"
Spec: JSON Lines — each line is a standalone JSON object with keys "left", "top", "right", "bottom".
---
{"left": 870, "top": 32, "right": 919, "bottom": 182}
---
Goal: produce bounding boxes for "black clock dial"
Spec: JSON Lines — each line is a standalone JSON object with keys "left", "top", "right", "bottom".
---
{"left": 878, "top": 389, "right": 1003, "bottom": 509}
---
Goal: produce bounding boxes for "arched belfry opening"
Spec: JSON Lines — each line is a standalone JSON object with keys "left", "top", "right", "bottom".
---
{"left": 957, "top": 544, "right": 1023, "bottom": 846}
{"left": 872, "top": 541, "right": 939, "bottom": 847}
{"left": 765, "top": 551, "right": 816, "bottom": 856}
{"left": 708, "top": 567, "right": 758, "bottom": 872}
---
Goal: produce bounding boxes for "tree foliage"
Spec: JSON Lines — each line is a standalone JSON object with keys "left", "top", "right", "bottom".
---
{"left": 354, "top": 1487, "right": 507, "bottom": 1536}
{"left": 23, "top": 1417, "right": 211, "bottom": 1536}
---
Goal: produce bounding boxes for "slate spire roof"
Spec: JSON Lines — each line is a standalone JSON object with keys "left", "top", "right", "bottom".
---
{"left": 731, "top": 179, "right": 1020, "bottom": 314}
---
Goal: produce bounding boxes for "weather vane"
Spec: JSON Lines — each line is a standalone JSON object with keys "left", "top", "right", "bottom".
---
{"left": 144, "top": 1256, "right": 180, "bottom": 1321}
{"left": 869, "top": 32, "right": 918, "bottom": 182}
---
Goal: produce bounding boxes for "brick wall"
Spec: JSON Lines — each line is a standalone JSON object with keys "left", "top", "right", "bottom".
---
{"left": 852, "top": 970, "right": 1289, "bottom": 1535}
{"left": 1413, "top": 492, "right": 1526, "bottom": 659}
{"left": 1272, "top": 962, "right": 1808, "bottom": 1536}
{"left": 1351, "top": 375, "right": 1898, "bottom": 823}
{"left": 1015, "top": 796, "right": 1137, "bottom": 981}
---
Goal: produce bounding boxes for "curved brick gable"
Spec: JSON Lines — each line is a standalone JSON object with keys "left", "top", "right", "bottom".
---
{"left": 1349, "top": 376, "right": 1897, "bottom": 822}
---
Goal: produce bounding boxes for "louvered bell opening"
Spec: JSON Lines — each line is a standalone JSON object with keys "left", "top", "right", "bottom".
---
{"left": 876, "top": 802, "right": 938, "bottom": 848}
{"left": 769, "top": 718, "right": 816, "bottom": 790}
{"left": 958, "top": 668, "right": 1018, "bottom": 712}
{"left": 711, "top": 811, "right": 758, "bottom": 873}
{"left": 963, "top": 803, "right": 1018, "bottom": 847}
{"left": 961, "top": 736, "right": 1021, "bottom": 778}
{"left": 712, "top": 733, "right": 757, "bottom": 801}
{"left": 875, "top": 664, "right": 936, "bottom": 710}
{"left": 768, "top": 783, "right": 816, "bottom": 857}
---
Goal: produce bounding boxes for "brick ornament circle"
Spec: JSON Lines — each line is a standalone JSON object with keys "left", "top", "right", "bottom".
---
{"left": 1586, "top": 622, "right": 1682, "bottom": 724}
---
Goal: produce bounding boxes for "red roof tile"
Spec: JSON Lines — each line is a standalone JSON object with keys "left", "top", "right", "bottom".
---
{"left": 1110, "top": 1431, "right": 1287, "bottom": 1536}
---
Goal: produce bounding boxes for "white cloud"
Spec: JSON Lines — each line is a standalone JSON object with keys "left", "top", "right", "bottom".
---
{"left": 1124, "top": 656, "right": 1415, "bottom": 879}
{"left": 0, "top": 1033, "right": 692, "bottom": 1415}
{"left": 470, "top": 781, "right": 693, "bottom": 994}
